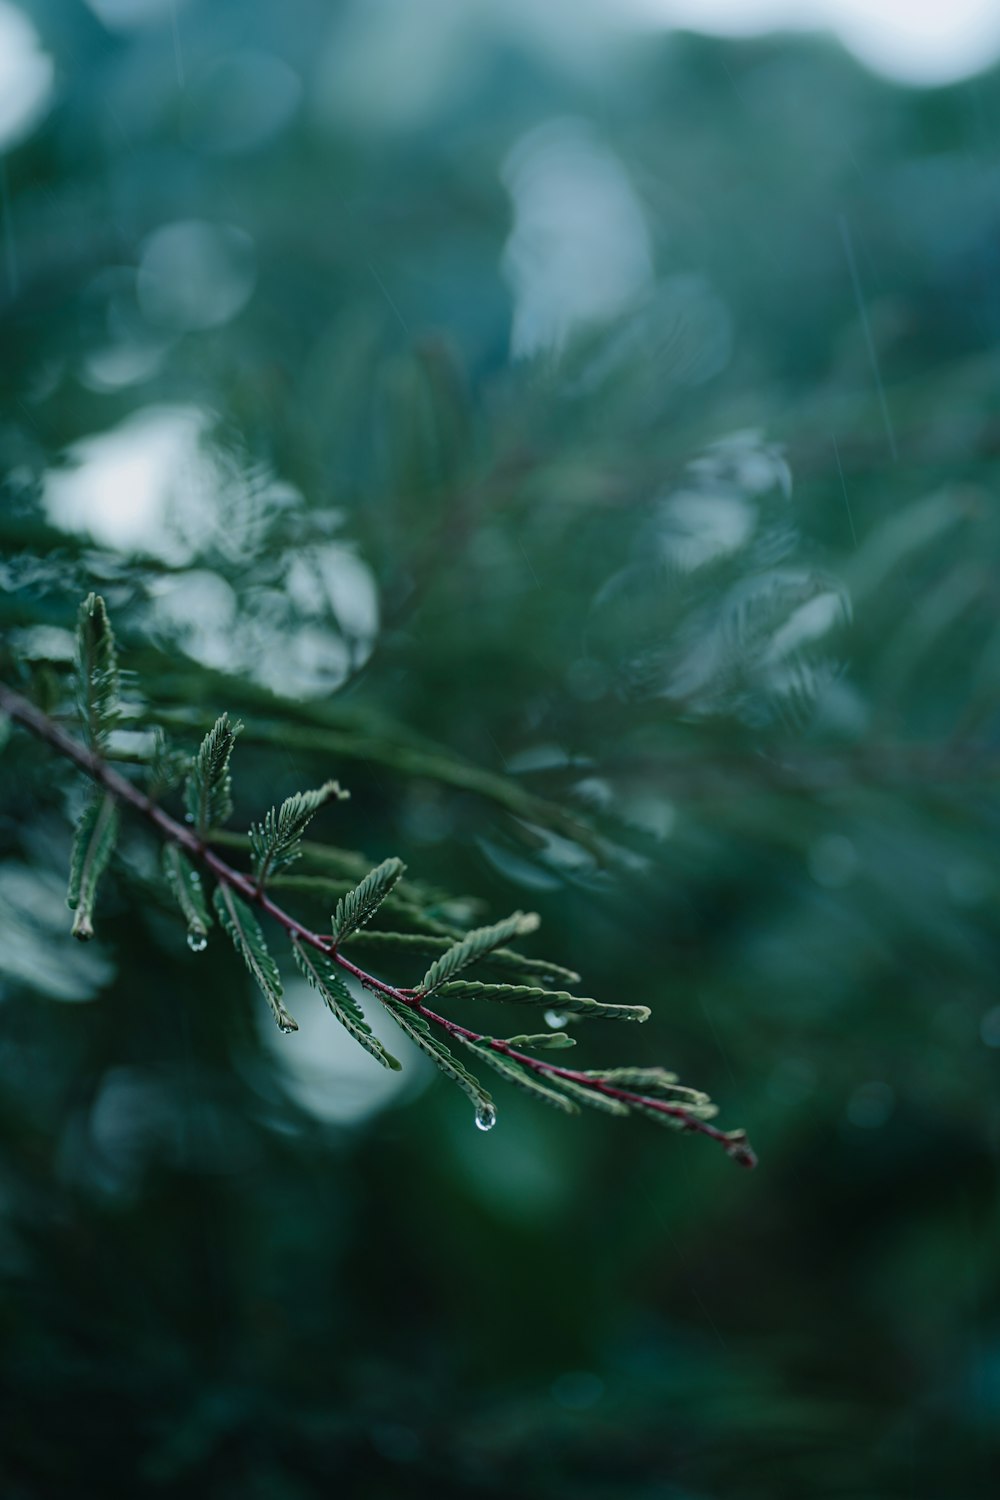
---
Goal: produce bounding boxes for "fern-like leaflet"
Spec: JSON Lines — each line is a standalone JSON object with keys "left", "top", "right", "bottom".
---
{"left": 0, "top": 594, "right": 756, "bottom": 1168}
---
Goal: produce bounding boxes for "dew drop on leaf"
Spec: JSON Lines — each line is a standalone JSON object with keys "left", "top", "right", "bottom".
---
{"left": 186, "top": 931, "right": 208, "bottom": 953}
{"left": 544, "top": 1009, "right": 568, "bottom": 1028}
{"left": 474, "top": 1103, "right": 497, "bottom": 1132}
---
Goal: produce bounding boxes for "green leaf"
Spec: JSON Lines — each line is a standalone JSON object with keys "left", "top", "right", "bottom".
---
{"left": 578, "top": 1067, "right": 710, "bottom": 1103}
{"left": 434, "top": 980, "right": 650, "bottom": 1022}
{"left": 250, "top": 781, "right": 348, "bottom": 886}
{"left": 419, "top": 911, "right": 541, "bottom": 994}
{"left": 270, "top": 876, "right": 457, "bottom": 937}
{"left": 212, "top": 835, "right": 468, "bottom": 935}
{"left": 212, "top": 884, "right": 297, "bottom": 1032}
{"left": 147, "top": 728, "right": 187, "bottom": 800}
{"left": 628, "top": 1097, "right": 720, "bottom": 1125}
{"left": 543, "top": 1075, "right": 633, "bottom": 1116}
{"left": 74, "top": 593, "right": 120, "bottom": 750}
{"left": 382, "top": 1000, "right": 493, "bottom": 1116}
{"left": 337, "top": 928, "right": 581, "bottom": 986}
{"left": 292, "top": 939, "right": 401, "bottom": 1070}
{"left": 626, "top": 1101, "right": 685, "bottom": 1131}
{"left": 503, "top": 1032, "right": 577, "bottom": 1050}
{"left": 66, "top": 790, "right": 119, "bottom": 941}
{"left": 162, "top": 844, "right": 212, "bottom": 948}
{"left": 330, "top": 857, "right": 406, "bottom": 944}
{"left": 460, "top": 1040, "right": 580, "bottom": 1114}
{"left": 185, "top": 714, "right": 243, "bottom": 836}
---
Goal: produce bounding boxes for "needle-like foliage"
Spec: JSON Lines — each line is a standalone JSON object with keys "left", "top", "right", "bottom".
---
{"left": 74, "top": 593, "right": 120, "bottom": 750}
{"left": 419, "top": 912, "right": 541, "bottom": 994}
{"left": 4, "top": 594, "right": 754, "bottom": 1166}
{"left": 162, "top": 845, "right": 212, "bottom": 949}
{"left": 381, "top": 998, "right": 495, "bottom": 1119}
{"left": 185, "top": 714, "right": 243, "bottom": 837}
{"left": 330, "top": 857, "right": 406, "bottom": 944}
{"left": 66, "top": 791, "right": 119, "bottom": 941}
{"left": 459, "top": 1040, "right": 580, "bottom": 1114}
{"left": 250, "top": 781, "right": 348, "bottom": 887}
{"left": 433, "top": 980, "right": 650, "bottom": 1022}
{"left": 213, "top": 884, "right": 297, "bottom": 1033}
{"left": 340, "top": 929, "right": 580, "bottom": 986}
{"left": 292, "top": 939, "right": 400, "bottom": 1070}
{"left": 147, "top": 729, "right": 188, "bottom": 800}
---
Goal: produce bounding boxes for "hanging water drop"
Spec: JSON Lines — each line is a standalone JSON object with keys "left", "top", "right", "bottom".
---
{"left": 544, "top": 1009, "right": 568, "bottom": 1029}
{"left": 474, "top": 1103, "right": 497, "bottom": 1132}
{"left": 186, "top": 930, "right": 208, "bottom": 953}
{"left": 278, "top": 1021, "right": 296, "bottom": 1034}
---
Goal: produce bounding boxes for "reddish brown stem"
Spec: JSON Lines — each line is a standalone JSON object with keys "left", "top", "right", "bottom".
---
{"left": 0, "top": 681, "right": 756, "bottom": 1167}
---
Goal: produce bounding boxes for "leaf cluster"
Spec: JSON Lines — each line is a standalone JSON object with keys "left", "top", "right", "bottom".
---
{"left": 49, "top": 597, "right": 749, "bottom": 1163}
{"left": 250, "top": 781, "right": 348, "bottom": 886}
{"left": 330, "top": 856, "right": 406, "bottom": 943}
{"left": 66, "top": 597, "right": 123, "bottom": 936}
{"left": 66, "top": 791, "right": 119, "bottom": 942}
{"left": 74, "top": 593, "right": 119, "bottom": 750}
{"left": 184, "top": 713, "right": 243, "bottom": 837}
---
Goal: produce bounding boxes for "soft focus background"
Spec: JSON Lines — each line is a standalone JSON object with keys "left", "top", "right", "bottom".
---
{"left": 2, "top": 2, "right": 1000, "bottom": 1495}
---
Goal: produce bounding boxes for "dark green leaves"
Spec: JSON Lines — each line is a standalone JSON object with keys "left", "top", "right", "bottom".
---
{"left": 292, "top": 940, "right": 401, "bottom": 1070}
{"left": 74, "top": 593, "right": 119, "bottom": 750}
{"left": 338, "top": 928, "right": 580, "bottom": 985}
{"left": 213, "top": 884, "right": 297, "bottom": 1032}
{"left": 502, "top": 1032, "right": 577, "bottom": 1050}
{"left": 459, "top": 1040, "right": 580, "bottom": 1114}
{"left": 185, "top": 714, "right": 243, "bottom": 837}
{"left": 572, "top": 1068, "right": 723, "bottom": 1126}
{"left": 419, "top": 911, "right": 540, "bottom": 994}
{"left": 25, "top": 589, "right": 753, "bottom": 1163}
{"left": 541, "top": 1076, "right": 632, "bottom": 1116}
{"left": 382, "top": 999, "right": 493, "bottom": 1118}
{"left": 627, "top": 1097, "right": 718, "bottom": 1127}
{"left": 578, "top": 1067, "right": 709, "bottom": 1102}
{"left": 66, "top": 791, "right": 119, "bottom": 940}
{"left": 250, "top": 781, "right": 347, "bottom": 886}
{"left": 163, "top": 845, "right": 211, "bottom": 949}
{"left": 330, "top": 857, "right": 406, "bottom": 944}
{"left": 147, "top": 729, "right": 187, "bottom": 800}
{"left": 435, "top": 980, "right": 650, "bottom": 1023}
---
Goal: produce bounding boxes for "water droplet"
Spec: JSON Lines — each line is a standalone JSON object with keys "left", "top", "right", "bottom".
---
{"left": 544, "top": 1009, "right": 568, "bottom": 1029}
{"left": 474, "top": 1103, "right": 497, "bottom": 1132}
{"left": 186, "top": 930, "right": 208, "bottom": 953}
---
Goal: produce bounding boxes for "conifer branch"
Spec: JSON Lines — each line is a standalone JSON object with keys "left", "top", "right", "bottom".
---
{"left": 0, "top": 678, "right": 756, "bottom": 1168}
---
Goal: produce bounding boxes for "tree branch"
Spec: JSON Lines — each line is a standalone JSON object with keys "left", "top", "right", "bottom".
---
{"left": 0, "top": 680, "right": 755, "bottom": 1166}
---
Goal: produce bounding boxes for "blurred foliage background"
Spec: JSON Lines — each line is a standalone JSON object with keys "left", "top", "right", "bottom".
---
{"left": 2, "top": 1, "right": 1000, "bottom": 1495}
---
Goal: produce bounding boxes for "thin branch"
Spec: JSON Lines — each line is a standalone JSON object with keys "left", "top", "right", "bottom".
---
{"left": 0, "top": 680, "right": 755, "bottom": 1166}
